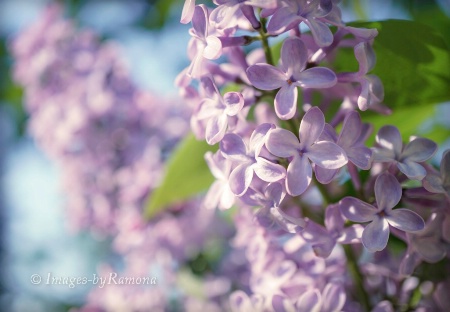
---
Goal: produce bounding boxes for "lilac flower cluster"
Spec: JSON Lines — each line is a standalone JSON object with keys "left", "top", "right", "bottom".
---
{"left": 179, "top": 0, "right": 450, "bottom": 310}
{"left": 12, "top": 5, "right": 190, "bottom": 234}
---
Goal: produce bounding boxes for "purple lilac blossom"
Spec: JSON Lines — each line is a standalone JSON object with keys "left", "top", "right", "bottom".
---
{"left": 220, "top": 123, "right": 286, "bottom": 195}
{"left": 423, "top": 149, "right": 450, "bottom": 197}
{"left": 315, "top": 111, "right": 372, "bottom": 184}
{"left": 12, "top": 4, "right": 190, "bottom": 234}
{"left": 372, "top": 125, "right": 438, "bottom": 180}
{"left": 265, "top": 107, "right": 347, "bottom": 196}
{"left": 247, "top": 37, "right": 337, "bottom": 120}
{"left": 187, "top": 5, "right": 223, "bottom": 78}
{"left": 267, "top": 0, "right": 335, "bottom": 47}
{"left": 340, "top": 172, "right": 425, "bottom": 252}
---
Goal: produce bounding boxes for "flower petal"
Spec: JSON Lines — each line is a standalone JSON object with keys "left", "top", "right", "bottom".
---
{"left": 267, "top": 6, "right": 302, "bottom": 35}
{"left": 375, "top": 125, "right": 402, "bottom": 159}
{"left": 340, "top": 197, "right": 377, "bottom": 222}
{"left": 386, "top": 209, "right": 425, "bottom": 232}
{"left": 304, "top": 18, "right": 333, "bottom": 47}
{"left": 296, "top": 67, "right": 337, "bottom": 88}
{"left": 223, "top": 91, "right": 244, "bottom": 116}
{"left": 397, "top": 161, "right": 427, "bottom": 180}
{"left": 205, "top": 114, "right": 227, "bottom": 145}
{"left": 375, "top": 172, "right": 402, "bottom": 211}
{"left": 338, "top": 111, "right": 362, "bottom": 148}
{"left": 266, "top": 128, "right": 299, "bottom": 158}
{"left": 203, "top": 35, "right": 222, "bottom": 59}
{"left": 321, "top": 283, "right": 346, "bottom": 312}
{"left": 308, "top": 141, "right": 348, "bottom": 169}
{"left": 192, "top": 5, "right": 207, "bottom": 37}
{"left": 338, "top": 224, "right": 364, "bottom": 244}
{"left": 296, "top": 289, "right": 321, "bottom": 312}
{"left": 401, "top": 137, "right": 437, "bottom": 163}
{"left": 180, "top": 0, "right": 196, "bottom": 24}
{"left": 354, "top": 42, "right": 376, "bottom": 74}
{"left": 254, "top": 157, "right": 286, "bottom": 182}
{"left": 229, "top": 164, "right": 254, "bottom": 196}
{"left": 362, "top": 216, "right": 390, "bottom": 252}
{"left": 286, "top": 155, "right": 312, "bottom": 196}
{"left": 347, "top": 146, "right": 372, "bottom": 170}
{"left": 280, "top": 37, "right": 307, "bottom": 75}
{"left": 423, "top": 173, "right": 445, "bottom": 194}
{"left": 220, "top": 133, "right": 248, "bottom": 162}
{"left": 247, "top": 64, "right": 286, "bottom": 90}
{"left": 315, "top": 166, "right": 338, "bottom": 184}
{"left": 299, "top": 106, "right": 325, "bottom": 147}
{"left": 275, "top": 84, "right": 297, "bottom": 120}
{"left": 441, "top": 150, "right": 450, "bottom": 188}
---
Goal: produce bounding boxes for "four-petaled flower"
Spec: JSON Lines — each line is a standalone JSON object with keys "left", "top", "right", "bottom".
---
{"left": 246, "top": 37, "right": 337, "bottom": 120}
{"left": 340, "top": 172, "right": 425, "bottom": 252}
{"left": 372, "top": 125, "right": 437, "bottom": 180}
{"left": 220, "top": 123, "right": 286, "bottom": 195}
{"left": 265, "top": 107, "right": 347, "bottom": 196}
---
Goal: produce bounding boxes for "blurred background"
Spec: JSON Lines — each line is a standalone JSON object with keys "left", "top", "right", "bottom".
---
{"left": 0, "top": 0, "right": 448, "bottom": 311}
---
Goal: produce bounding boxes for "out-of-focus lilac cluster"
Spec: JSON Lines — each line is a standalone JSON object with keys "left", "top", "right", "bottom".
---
{"left": 178, "top": 0, "right": 450, "bottom": 310}
{"left": 11, "top": 5, "right": 190, "bottom": 234}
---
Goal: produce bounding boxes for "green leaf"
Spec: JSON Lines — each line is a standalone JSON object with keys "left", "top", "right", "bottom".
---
{"left": 144, "top": 134, "right": 216, "bottom": 219}
{"left": 340, "top": 19, "right": 450, "bottom": 108}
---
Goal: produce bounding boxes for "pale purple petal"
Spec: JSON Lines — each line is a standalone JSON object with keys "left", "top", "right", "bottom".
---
{"left": 286, "top": 155, "right": 312, "bottom": 196}
{"left": 347, "top": 146, "right": 372, "bottom": 170}
{"left": 273, "top": 207, "right": 305, "bottom": 232}
{"left": 205, "top": 114, "right": 227, "bottom": 145}
{"left": 415, "top": 237, "right": 446, "bottom": 263}
{"left": 219, "top": 182, "right": 235, "bottom": 209}
{"left": 296, "top": 289, "right": 321, "bottom": 312}
{"left": 320, "top": 123, "right": 338, "bottom": 142}
{"left": 315, "top": 166, "right": 338, "bottom": 184}
{"left": 249, "top": 0, "right": 278, "bottom": 9}
{"left": 223, "top": 92, "right": 244, "bottom": 116}
{"left": 187, "top": 51, "right": 204, "bottom": 78}
{"left": 192, "top": 5, "right": 207, "bottom": 38}
{"left": 275, "top": 84, "right": 297, "bottom": 120}
{"left": 386, "top": 209, "right": 425, "bottom": 232}
{"left": 308, "top": 141, "right": 348, "bottom": 169}
{"left": 340, "top": 197, "right": 377, "bottom": 222}
{"left": 280, "top": 37, "right": 307, "bottom": 75}
{"left": 254, "top": 157, "right": 286, "bottom": 182}
{"left": 301, "top": 221, "right": 335, "bottom": 258}
{"left": 203, "top": 180, "right": 225, "bottom": 209}
{"left": 229, "top": 164, "right": 254, "bottom": 196}
{"left": 272, "top": 295, "right": 296, "bottom": 312}
{"left": 203, "top": 35, "right": 222, "bottom": 59}
{"left": 372, "top": 301, "right": 394, "bottom": 312}
{"left": 321, "top": 283, "right": 346, "bottom": 312}
{"left": 266, "top": 128, "right": 300, "bottom": 158}
{"left": 401, "top": 138, "right": 437, "bottom": 163}
{"left": 399, "top": 250, "right": 420, "bottom": 276}
{"left": 423, "top": 173, "right": 445, "bottom": 194}
{"left": 338, "top": 111, "right": 362, "bottom": 148}
{"left": 354, "top": 42, "right": 376, "bottom": 74}
{"left": 210, "top": 4, "right": 240, "bottom": 29}
{"left": 230, "top": 290, "right": 252, "bottom": 312}
{"left": 295, "top": 67, "right": 337, "bottom": 88}
{"left": 246, "top": 64, "right": 286, "bottom": 90}
{"left": 376, "top": 125, "right": 402, "bottom": 159}
{"left": 375, "top": 172, "right": 402, "bottom": 211}
{"left": 180, "top": 0, "right": 196, "bottom": 24}
{"left": 338, "top": 224, "right": 364, "bottom": 244}
{"left": 267, "top": 6, "right": 302, "bottom": 35}
{"left": 200, "top": 75, "right": 219, "bottom": 98}
{"left": 299, "top": 106, "right": 325, "bottom": 147}
{"left": 265, "top": 182, "right": 285, "bottom": 207}
{"left": 249, "top": 123, "right": 275, "bottom": 154}
{"left": 220, "top": 133, "right": 248, "bottom": 162}
{"left": 397, "top": 161, "right": 427, "bottom": 180}
{"left": 362, "top": 216, "right": 390, "bottom": 252}
{"left": 372, "top": 147, "right": 396, "bottom": 162}
{"left": 304, "top": 18, "right": 333, "bottom": 47}
{"left": 324, "top": 204, "right": 344, "bottom": 232}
